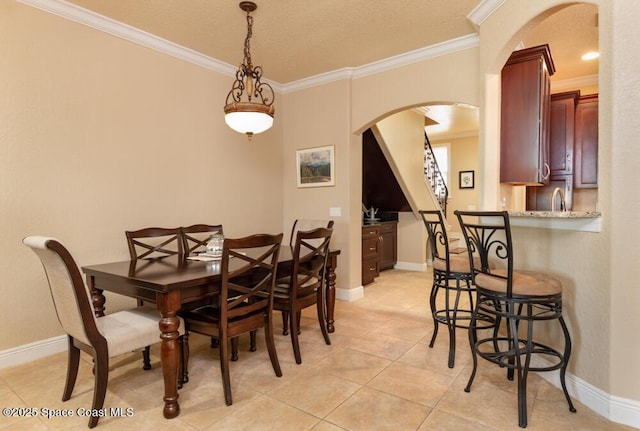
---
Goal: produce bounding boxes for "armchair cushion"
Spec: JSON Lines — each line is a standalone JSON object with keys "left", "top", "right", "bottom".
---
{"left": 98, "top": 306, "right": 184, "bottom": 358}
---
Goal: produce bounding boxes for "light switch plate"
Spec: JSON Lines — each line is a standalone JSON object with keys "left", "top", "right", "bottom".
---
{"left": 329, "top": 207, "right": 341, "bottom": 217}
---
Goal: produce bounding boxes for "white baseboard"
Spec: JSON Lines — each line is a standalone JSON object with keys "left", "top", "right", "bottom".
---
{"left": 393, "top": 261, "right": 428, "bottom": 272}
{"left": 336, "top": 286, "right": 364, "bottom": 302}
{"left": 531, "top": 357, "right": 640, "bottom": 429}
{"left": 0, "top": 335, "right": 67, "bottom": 370}
{"left": 611, "top": 394, "right": 640, "bottom": 429}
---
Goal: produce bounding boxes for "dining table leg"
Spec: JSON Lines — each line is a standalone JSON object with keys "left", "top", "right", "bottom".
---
{"left": 156, "top": 291, "right": 181, "bottom": 419}
{"left": 325, "top": 253, "right": 339, "bottom": 333}
{"left": 87, "top": 276, "right": 106, "bottom": 317}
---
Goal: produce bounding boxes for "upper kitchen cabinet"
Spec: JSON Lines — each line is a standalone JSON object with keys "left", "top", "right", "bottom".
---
{"left": 549, "top": 91, "right": 580, "bottom": 178}
{"left": 500, "top": 44, "right": 555, "bottom": 185}
{"left": 574, "top": 94, "right": 599, "bottom": 188}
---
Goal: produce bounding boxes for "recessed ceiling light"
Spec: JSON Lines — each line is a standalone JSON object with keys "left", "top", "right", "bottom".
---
{"left": 582, "top": 51, "right": 600, "bottom": 61}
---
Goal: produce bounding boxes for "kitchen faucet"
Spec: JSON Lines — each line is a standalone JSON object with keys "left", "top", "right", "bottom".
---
{"left": 551, "top": 187, "right": 566, "bottom": 212}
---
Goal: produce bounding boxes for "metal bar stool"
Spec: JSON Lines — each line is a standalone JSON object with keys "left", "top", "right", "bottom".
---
{"left": 455, "top": 210, "right": 576, "bottom": 428}
{"left": 419, "top": 210, "right": 496, "bottom": 368}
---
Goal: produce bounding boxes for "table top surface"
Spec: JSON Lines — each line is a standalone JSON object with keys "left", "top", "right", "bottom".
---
{"left": 82, "top": 246, "right": 339, "bottom": 292}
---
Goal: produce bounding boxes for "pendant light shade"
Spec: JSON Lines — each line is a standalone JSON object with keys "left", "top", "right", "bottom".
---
{"left": 224, "top": 2, "right": 274, "bottom": 140}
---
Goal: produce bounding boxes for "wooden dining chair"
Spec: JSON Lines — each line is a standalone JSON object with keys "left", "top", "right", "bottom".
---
{"left": 125, "top": 227, "right": 183, "bottom": 260}
{"left": 124, "top": 226, "right": 184, "bottom": 365}
{"left": 23, "top": 236, "right": 185, "bottom": 428}
{"left": 180, "top": 224, "right": 224, "bottom": 256}
{"left": 455, "top": 211, "right": 576, "bottom": 427}
{"left": 280, "top": 219, "right": 334, "bottom": 336}
{"left": 180, "top": 233, "right": 283, "bottom": 405}
{"left": 179, "top": 223, "right": 231, "bottom": 357}
{"left": 274, "top": 226, "right": 333, "bottom": 364}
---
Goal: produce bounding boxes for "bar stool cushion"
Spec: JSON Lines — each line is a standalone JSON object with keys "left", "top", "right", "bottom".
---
{"left": 475, "top": 269, "right": 562, "bottom": 297}
{"left": 433, "top": 255, "right": 494, "bottom": 274}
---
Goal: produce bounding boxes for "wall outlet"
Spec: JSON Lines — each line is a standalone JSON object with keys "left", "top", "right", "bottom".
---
{"left": 329, "top": 207, "right": 341, "bottom": 217}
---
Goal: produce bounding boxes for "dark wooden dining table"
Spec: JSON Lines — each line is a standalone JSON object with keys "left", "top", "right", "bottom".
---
{"left": 82, "top": 246, "right": 340, "bottom": 420}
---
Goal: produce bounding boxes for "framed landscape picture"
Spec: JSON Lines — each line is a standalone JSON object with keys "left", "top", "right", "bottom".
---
{"left": 296, "top": 145, "right": 335, "bottom": 187}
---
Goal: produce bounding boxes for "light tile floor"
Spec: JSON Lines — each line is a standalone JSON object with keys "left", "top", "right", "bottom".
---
{"left": 1, "top": 269, "right": 637, "bottom": 430}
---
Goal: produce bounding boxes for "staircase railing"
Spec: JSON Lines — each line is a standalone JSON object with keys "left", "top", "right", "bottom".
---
{"left": 423, "top": 132, "right": 448, "bottom": 215}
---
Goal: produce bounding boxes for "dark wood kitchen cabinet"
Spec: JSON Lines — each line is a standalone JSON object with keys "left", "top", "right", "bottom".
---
{"left": 379, "top": 221, "right": 397, "bottom": 271}
{"left": 362, "top": 221, "right": 397, "bottom": 285}
{"left": 500, "top": 44, "right": 555, "bottom": 185}
{"left": 549, "top": 91, "right": 580, "bottom": 178}
{"left": 362, "top": 225, "right": 380, "bottom": 285}
{"left": 574, "top": 94, "right": 598, "bottom": 188}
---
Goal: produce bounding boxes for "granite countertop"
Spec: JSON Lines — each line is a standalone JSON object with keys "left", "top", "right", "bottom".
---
{"left": 509, "top": 211, "right": 602, "bottom": 218}
{"left": 508, "top": 210, "right": 602, "bottom": 232}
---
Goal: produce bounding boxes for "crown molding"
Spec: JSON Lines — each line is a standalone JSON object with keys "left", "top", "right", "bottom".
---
{"left": 282, "top": 34, "right": 479, "bottom": 94}
{"left": 280, "top": 68, "right": 356, "bottom": 94}
{"left": 352, "top": 34, "right": 479, "bottom": 80}
{"left": 551, "top": 74, "right": 599, "bottom": 92}
{"left": 467, "top": 0, "right": 506, "bottom": 27}
{"left": 20, "top": 0, "right": 478, "bottom": 95}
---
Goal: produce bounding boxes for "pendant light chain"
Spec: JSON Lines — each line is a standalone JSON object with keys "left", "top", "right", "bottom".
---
{"left": 223, "top": 1, "right": 275, "bottom": 139}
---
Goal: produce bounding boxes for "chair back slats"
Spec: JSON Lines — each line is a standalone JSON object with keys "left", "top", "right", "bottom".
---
{"left": 23, "top": 237, "right": 101, "bottom": 347}
{"left": 419, "top": 210, "right": 450, "bottom": 264}
{"left": 219, "top": 234, "right": 282, "bottom": 326}
{"left": 126, "top": 227, "right": 183, "bottom": 259}
{"left": 289, "top": 219, "right": 334, "bottom": 247}
{"left": 290, "top": 227, "right": 332, "bottom": 299}
{"left": 181, "top": 224, "right": 224, "bottom": 256}
{"left": 454, "top": 211, "right": 514, "bottom": 295}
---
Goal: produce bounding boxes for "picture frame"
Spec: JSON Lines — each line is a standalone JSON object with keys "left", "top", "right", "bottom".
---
{"left": 459, "top": 170, "right": 475, "bottom": 189}
{"left": 296, "top": 145, "right": 335, "bottom": 187}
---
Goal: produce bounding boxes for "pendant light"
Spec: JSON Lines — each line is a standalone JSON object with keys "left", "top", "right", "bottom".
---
{"left": 224, "top": 1, "right": 274, "bottom": 140}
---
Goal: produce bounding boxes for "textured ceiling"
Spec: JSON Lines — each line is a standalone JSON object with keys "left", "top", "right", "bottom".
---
{"left": 60, "top": 1, "right": 599, "bottom": 139}
{"left": 62, "top": 0, "right": 478, "bottom": 83}
{"left": 63, "top": 1, "right": 598, "bottom": 85}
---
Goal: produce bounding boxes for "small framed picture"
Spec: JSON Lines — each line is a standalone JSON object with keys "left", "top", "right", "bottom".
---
{"left": 296, "top": 145, "right": 335, "bottom": 187}
{"left": 459, "top": 170, "right": 475, "bottom": 189}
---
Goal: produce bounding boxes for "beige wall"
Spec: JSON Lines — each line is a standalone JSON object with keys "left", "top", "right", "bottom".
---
{"left": 609, "top": 0, "right": 640, "bottom": 403}
{"left": 1, "top": 2, "right": 283, "bottom": 349}
{"left": 281, "top": 79, "right": 355, "bottom": 291}
{"left": 351, "top": 48, "right": 480, "bottom": 132}
{"left": 375, "top": 110, "right": 435, "bottom": 212}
